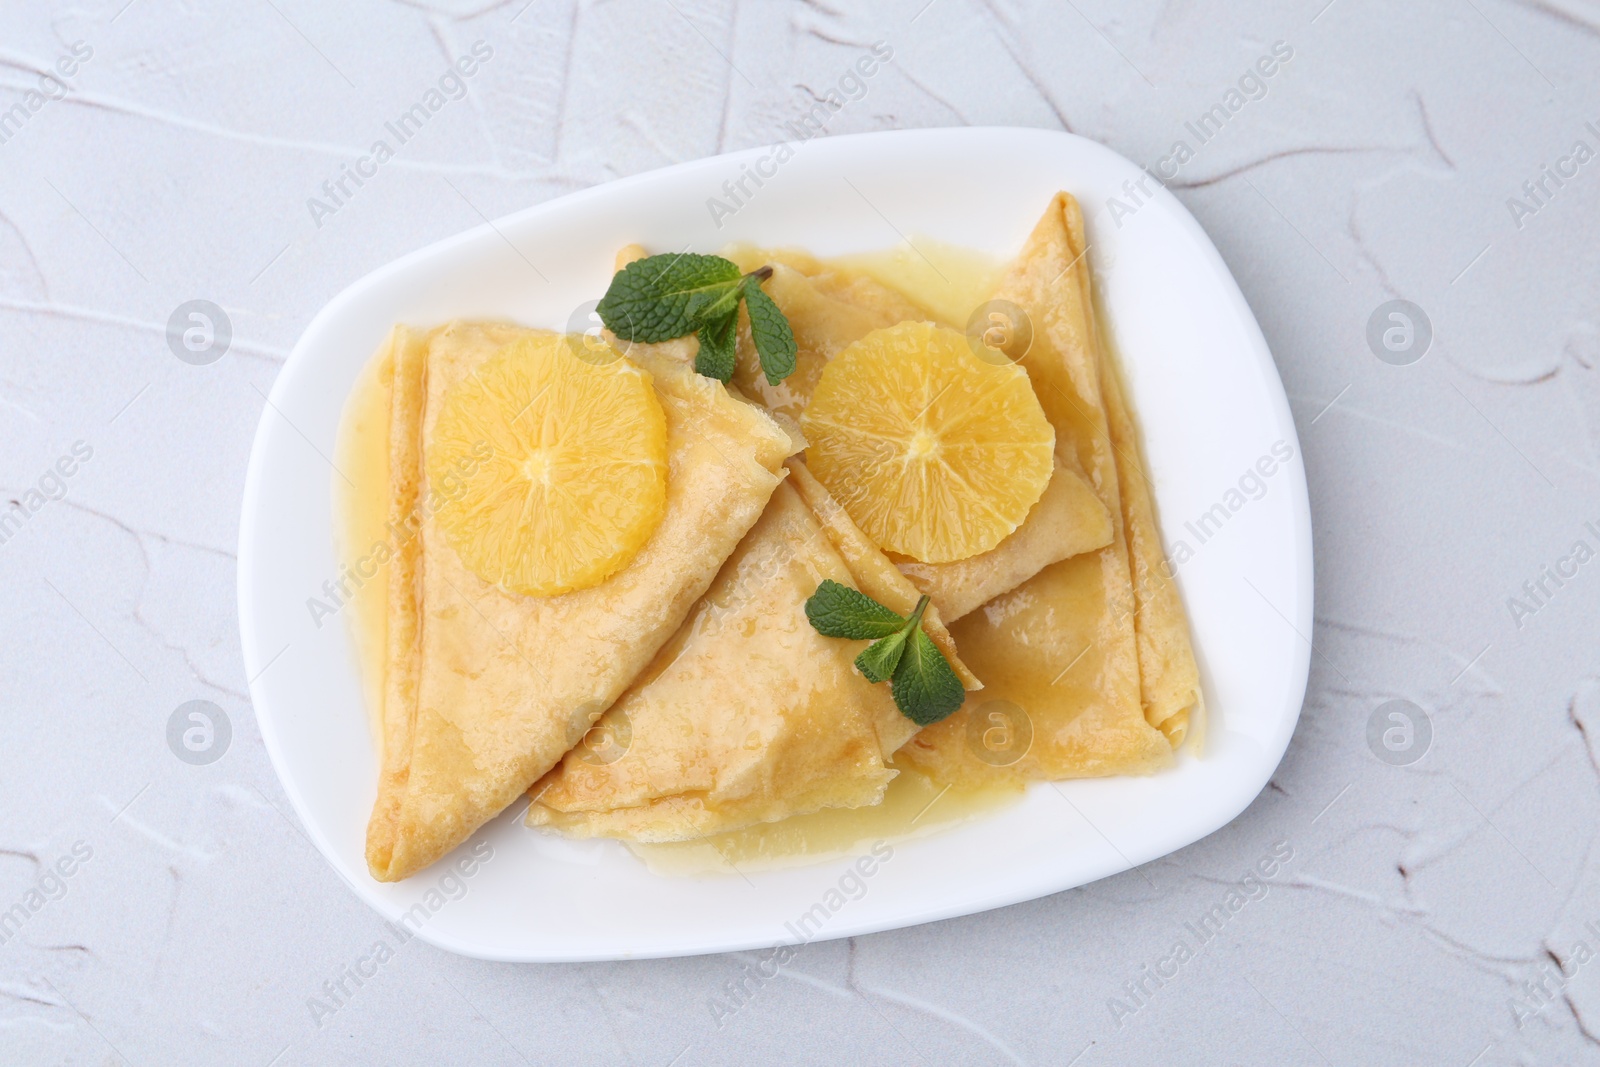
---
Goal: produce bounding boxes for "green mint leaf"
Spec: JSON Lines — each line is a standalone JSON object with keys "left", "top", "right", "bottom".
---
{"left": 855, "top": 627, "right": 910, "bottom": 684}
{"left": 594, "top": 254, "right": 800, "bottom": 386}
{"left": 805, "top": 579, "right": 906, "bottom": 640}
{"left": 808, "top": 587, "right": 968, "bottom": 723}
{"left": 742, "top": 277, "right": 797, "bottom": 386}
{"left": 595, "top": 253, "right": 742, "bottom": 343}
{"left": 700, "top": 278, "right": 745, "bottom": 324}
{"left": 890, "top": 625, "right": 967, "bottom": 726}
{"left": 695, "top": 311, "right": 739, "bottom": 383}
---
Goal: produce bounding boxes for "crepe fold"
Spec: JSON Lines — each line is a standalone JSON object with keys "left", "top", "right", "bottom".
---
{"left": 783, "top": 459, "right": 980, "bottom": 693}
{"left": 1102, "top": 340, "right": 1205, "bottom": 748}
{"left": 526, "top": 465, "right": 981, "bottom": 842}
{"left": 892, "top": 453, "right": 1112, "bottom": 622}
{"left": 366, "top": 323, "right": 792, "bottom": 881}
{"left": 898, "top": 193, "right": 1201, "bottom": 782}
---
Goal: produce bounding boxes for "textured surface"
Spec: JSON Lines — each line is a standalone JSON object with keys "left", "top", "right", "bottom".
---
{"left": 2, "top": 1, "right": 1598, "bottom": 1064}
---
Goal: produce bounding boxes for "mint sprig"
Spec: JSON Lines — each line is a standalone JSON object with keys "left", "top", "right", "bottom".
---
{"left": 595, "top": 253, "right": 797, "bottom": 385}
{"left": 805, "top": 579, "right": 966, "bottom": 726}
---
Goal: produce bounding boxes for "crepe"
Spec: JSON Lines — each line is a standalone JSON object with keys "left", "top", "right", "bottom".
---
{"left": 892, "top": 453, "right": 1112, "bottom": 622}
{"left": 898, "top": 193, "right": 1193, "bottom": 782}
{"left": 719, "top": 245, "right": 1114, "bottom": 626}
{"left": 527, "top": 481, "right": 948, "bottom": 841}
{"left": 365, "top": 322, "right": 793, "bottom": 881}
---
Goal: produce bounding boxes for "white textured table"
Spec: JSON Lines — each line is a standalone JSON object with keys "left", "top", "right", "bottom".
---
{"left": 3, "top": 1, "right": 1598, "bottom": 1063}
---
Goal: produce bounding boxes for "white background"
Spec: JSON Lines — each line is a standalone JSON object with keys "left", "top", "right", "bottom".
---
{"left": 2, "top": 1, "right": 1598, "bottom": 1064}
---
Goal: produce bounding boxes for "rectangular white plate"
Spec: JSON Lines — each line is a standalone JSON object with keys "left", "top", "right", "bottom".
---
{"left": 239, "top": 126, "right": 1312, "bottom": 962}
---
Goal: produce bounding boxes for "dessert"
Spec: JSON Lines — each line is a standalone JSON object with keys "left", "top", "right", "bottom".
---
{"left": 340, "top": 193, "right": 1202, "bottom": 880}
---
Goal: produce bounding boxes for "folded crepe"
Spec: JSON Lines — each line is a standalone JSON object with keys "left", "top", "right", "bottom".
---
{"left": 527, "top": 472, "right": 980, "bottom": 842}
{"left": 366, "top": 322, "right": 792, "bottom": 881}
{"left": 719, "top": 245, "right": 1114, "bottom": 624}
{"left": 898, "top": 193, "right": 1201, "bottom": 782}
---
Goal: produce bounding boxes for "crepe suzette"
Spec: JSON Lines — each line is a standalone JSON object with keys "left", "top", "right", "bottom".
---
{"left": 719, "top": 245, "right": 1115, "bottom": 624}
{"left": 527, "top": 461, "right": 979, "bottom": 841}
{"left": 898, "top": 193, "right": 1202, "bottom": 783}
{"left": 366, "top": 322, "right": 792, "bottom": 881}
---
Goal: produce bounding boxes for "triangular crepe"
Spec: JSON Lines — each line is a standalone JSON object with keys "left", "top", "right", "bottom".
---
{"left": 366, "top": 323, "right": 792, "bottom": 881}
{"left": 720, "top": 245, "right": 1114, "bottom": 623}
{"left": 898, "top": 193, "right": 1194, "bottom": 782}
{"left": 527, "top": 476, "right": 979, "bottom": 842}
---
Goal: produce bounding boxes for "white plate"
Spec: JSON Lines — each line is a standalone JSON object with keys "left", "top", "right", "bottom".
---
{"left": 239, "top": 126, "right": 1312, "bottom": 962}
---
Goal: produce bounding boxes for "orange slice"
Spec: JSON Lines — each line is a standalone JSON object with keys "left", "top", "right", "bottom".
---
{"left": 427, "top": 335, "right": 667, "bottom": 596}
{"left": 800, "top": 321, "right": 1054, "bottom": 564}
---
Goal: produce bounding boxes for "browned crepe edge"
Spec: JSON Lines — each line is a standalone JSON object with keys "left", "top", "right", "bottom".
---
{"left": 1094, "top": 328, "right": 1204, "bottom": 751}
{"left": 365, "top": 325, "right": 429, "bottom": 879}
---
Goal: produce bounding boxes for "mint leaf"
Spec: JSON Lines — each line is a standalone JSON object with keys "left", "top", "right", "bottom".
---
{"left": 699, "top": 276, "right": 745, "bottom": 324}
{"left": 805, "top": 579, "right": 906, "bottom": 640}
{"left": 855, "top": 628, "right": 909, "bottom": 684}
{"left": 594, "top": 253, "right": 798, "bottom": 386}
{"left": 890, "top": 625, "right": 966, "bottom": 726}
{"left": 596, "top": 253, "right": 742, "bottom": 343}
{"left": 806, "top": 585, "right": 968, "bottom": 724}
{"left": 743, "top": 279, "right": 797, "bottom": 386}
{"left": 695, "top": 311, "right": 739, "bottom": 382}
